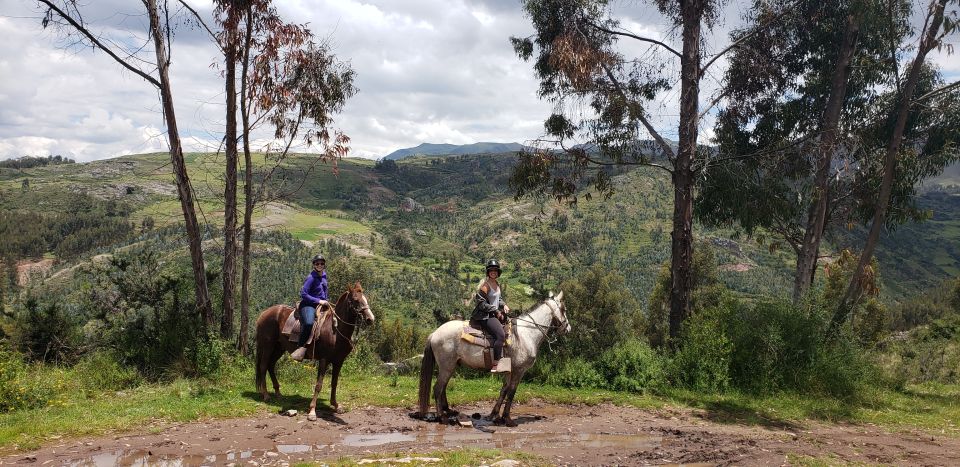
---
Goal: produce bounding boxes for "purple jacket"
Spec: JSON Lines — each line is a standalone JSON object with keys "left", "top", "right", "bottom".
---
{"left": 300, "top": 270, "right": 328, "bottom": 306}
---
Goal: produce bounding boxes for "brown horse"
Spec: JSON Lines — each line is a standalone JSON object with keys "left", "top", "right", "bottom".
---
{"left": 255, "top": 281, "right": 374, "bottom": 420}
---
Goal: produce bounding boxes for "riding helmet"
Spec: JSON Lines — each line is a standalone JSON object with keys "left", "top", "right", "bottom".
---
{"left": 485, "top": 259, "right": 502, "bottom": 274}
{"left": 311, "top": 254, "right": 325, "bottom": 265}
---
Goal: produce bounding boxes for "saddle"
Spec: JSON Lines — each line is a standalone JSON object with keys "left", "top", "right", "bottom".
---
{"left": 460, "top": 321, "right": 512, "bottom": 348}
{"left": 281, "top": 301, "right": 332, "bottom": 347}
{"left": 461, "top": 320, "right": 513, "bottom": 371}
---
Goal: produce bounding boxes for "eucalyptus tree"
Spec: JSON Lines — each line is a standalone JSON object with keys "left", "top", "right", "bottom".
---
{"left": 214, "top": 0, "right": 244, "bottom": 340}
{"left": 695, "top": 0, "right": 904, "bottom": 303}
{"left": 235, "top": 1, "right": 356, "bottom": 351}
{"left": 510, "top": 0, "right": 774, "bottom": 342}
{"left": 838, "top": 0, "right": 960, "bottom": 325}
{"left": 36, "top": 0, "right": 214, "bottom": 326}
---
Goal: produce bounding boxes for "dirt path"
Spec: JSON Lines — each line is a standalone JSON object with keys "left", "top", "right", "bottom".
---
{"left": 3, "top": 400, "right": 958, "bottom": 466}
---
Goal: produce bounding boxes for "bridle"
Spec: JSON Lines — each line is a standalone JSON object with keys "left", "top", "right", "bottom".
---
{"left": 330, "top": 292, "right": 372, "bottom": 345}
{"left": 513, "top": 297, "right": 569, "bottom": 350}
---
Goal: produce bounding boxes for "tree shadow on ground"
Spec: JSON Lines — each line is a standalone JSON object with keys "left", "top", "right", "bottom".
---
{"left": 241, "top": 391, "right": 347, "bottom": 425}
{"left": 667, "top": 393, "right": 810, "bottom": 430}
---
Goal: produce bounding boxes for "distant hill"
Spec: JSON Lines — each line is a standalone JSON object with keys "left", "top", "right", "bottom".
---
{"left": 384, "top": 142, "right": 528, "bottom": 160}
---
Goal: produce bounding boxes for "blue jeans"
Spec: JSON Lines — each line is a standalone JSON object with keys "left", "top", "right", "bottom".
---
{"left": 297, "top": 305, "right": 317, "bottom": 347}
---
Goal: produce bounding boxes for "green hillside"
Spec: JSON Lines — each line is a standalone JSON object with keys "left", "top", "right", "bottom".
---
{"left": 1, "top": 150, "right": 958, "bottom": 314}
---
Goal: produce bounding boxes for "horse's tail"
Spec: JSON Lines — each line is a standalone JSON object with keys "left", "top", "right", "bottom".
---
{"left": 417, "top": 339, "right": 436, "bottom": 417}
{"left": 254, "top": 305, "right": 279, "bottom": 398}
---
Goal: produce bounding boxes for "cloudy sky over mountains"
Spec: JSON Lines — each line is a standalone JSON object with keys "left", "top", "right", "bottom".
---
{"left": 1, "top": 0, "right": 958, "bottom": 162}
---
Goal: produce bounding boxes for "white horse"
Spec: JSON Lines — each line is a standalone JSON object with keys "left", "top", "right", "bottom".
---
{"left": 416, "top": 292, "right": 571, "bottom": 426}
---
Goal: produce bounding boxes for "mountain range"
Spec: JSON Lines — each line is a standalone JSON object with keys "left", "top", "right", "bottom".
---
{"left": 384, "top": 142, "right": 529, "bottom": 160}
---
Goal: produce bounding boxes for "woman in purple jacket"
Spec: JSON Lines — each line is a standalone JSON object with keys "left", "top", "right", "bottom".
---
{"left": 291, "top": 254, "right": 329, "bottom": 361}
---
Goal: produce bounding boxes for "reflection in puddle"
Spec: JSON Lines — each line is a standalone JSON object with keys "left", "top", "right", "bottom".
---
{"left": 70, "top": 450, "right": 215, "bottom": 466}
{"left": 342, "top": 433, "right": 417, "bottom": 447}
{"left": 419, "top": 427, "right": 660, "bottom": 451}
{"left": 277, "top": 444, "right": 313, "bottom": 454}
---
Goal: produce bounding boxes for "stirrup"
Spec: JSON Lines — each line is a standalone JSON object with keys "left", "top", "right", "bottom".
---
{"left": 490, "top": 357, "right": 511, "bottom": 373}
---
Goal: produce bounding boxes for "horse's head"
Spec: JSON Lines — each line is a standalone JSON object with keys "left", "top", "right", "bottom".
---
{"left": 347, "top": 281, "right": 375, "bottom": 324}
{"left": 547, "top": 290, "right": 571, "bottom": 335}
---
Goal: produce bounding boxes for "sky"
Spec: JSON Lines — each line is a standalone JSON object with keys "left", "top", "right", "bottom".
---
{"left": 1, "top": 0, "right": 958, "bottom": 162}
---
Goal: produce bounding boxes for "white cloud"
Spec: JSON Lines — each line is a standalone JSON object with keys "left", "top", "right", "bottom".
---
{"left": 3, "top": 0, "right": 957, "bottom": 163}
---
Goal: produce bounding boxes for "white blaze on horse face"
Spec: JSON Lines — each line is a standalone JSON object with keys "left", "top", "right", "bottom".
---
{"left": 360, "top": 294, "right": 375, "bottom": 322}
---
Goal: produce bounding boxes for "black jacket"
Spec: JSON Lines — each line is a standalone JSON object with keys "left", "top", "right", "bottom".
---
{"left": 470, "top": 290, "right": 505, "bottom": 322}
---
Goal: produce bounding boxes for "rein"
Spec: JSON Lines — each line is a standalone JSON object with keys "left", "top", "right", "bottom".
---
{"left": 512, "top": 299, "right": 567, "bottom": 351}
{"left": 330, "top": 298, "right": 371, "bottom": 346}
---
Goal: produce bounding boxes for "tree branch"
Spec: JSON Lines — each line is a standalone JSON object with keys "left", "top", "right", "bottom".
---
{"left": 698, "top": 89, "right": 728, "bottom": 121}
{"left": 701, "top": 5, "right": 794, "bottom": 75}
{"left": 597, "top": 60, "right": 677, "bottom": 161}
{"left": 176, "top": 0, "right": 223, "bottom": 52}
{"left": 585, "top": 20, "right": 682, "bottom": 59}
{"left": 913, "top": 78, "right": 960, "bottom": 103}
{"left": 38, "top": 0, "right": 161, "bottom": 88}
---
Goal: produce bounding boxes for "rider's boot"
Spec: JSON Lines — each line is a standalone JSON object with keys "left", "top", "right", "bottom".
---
{"left": 291, "top": 346, "right": 307, "bottom": 361}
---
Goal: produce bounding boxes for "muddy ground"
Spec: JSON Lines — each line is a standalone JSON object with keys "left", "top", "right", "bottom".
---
{"left": 2, "top": 400, "right": 958, "bottom": 466}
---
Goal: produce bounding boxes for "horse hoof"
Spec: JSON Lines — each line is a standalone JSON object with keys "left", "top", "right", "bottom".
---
{"left": 307, "top": 412, "right": 317, "bottom": 421}
{"left": 504, "top": 417, "right": 518, "bottom": 427}
{"left": 493, "top": 417, "right": 505, "bottom": 426}
{"left": 261, "top": 393, "right": 271, "bottom": 402}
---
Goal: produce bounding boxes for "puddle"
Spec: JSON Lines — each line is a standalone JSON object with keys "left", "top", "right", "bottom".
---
{"left": 68, "top": 450, "right": 214, "bottom": 466}
{"left": 342, "top": 433, "right": 417, "bottom": 447}
{"left": 277, "top": 444, "right": 314, "bottom": 454}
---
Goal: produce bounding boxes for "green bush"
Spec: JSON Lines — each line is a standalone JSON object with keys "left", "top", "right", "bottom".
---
{"left": 73, "top": 351, "right": 142, "bottom": 392}
{"left": 668, "top": 306, "right": 731, "bottom": 392}
{"left": 596, "top": 338, "right": 665, "bottom": 393}
{"left": 546, "top": 358, "right": 605, "bottom": 389}
{"left": 804, "top": 333, "right": 877, "bottom": 399}
{"left": 725, "top": 300, "right": 823, "bottom": 393}
{"left": 9, "top": 294, "right": 84, "bottom": 363}
{"left": 0, "top": 348, "right": 53, "bottom": 411}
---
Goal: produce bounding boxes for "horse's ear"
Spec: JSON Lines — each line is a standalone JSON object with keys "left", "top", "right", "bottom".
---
{"left": 555, "top": 291, "right": 563, "bottom": 301}
{"left": 548, "top": 291, "right": 554, "bottom": 299}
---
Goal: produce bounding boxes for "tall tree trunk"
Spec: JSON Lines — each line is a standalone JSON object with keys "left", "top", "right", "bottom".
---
{"left": 668, "top": 0, "right": 704, "bottom": 344}
{"left": 792, "top": 13, "right": 861, "bottom": 303}
{"left": 835, "top": 0, "right": 947, "bottom": 327}
{"left": 238, "top": 8, "right": 254, "bottom": 355}
{"left": 146, "top": 0, "right": 213, "bottom": 326}
{"left": 221, "top": 4, "right": 240, "bottom": 340}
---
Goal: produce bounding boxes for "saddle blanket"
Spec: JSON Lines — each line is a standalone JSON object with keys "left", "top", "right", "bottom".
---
{"left": 460, "top": 321, "right": 512, "bottom": 348}
{"left": 281, "top": 305, "right": 331, "bottom": 345}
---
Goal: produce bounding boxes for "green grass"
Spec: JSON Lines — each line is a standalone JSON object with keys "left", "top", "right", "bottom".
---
{"left": 285, "top": 210, "right": 371, "bottom": 241}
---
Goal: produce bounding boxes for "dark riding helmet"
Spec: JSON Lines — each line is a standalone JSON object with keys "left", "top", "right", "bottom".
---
{"left": 311, "top": 254, "right": 325, "bottom": 265}
{"left": 485, "top": 259, "right": 502, "bottom": 274}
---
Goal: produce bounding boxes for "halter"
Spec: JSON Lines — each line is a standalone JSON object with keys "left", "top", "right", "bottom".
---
{"left": 330, "top": 293, "right": 372, "bottom": 346}
{"left": 513, "top": 298, "right": 568, "bottom": 350}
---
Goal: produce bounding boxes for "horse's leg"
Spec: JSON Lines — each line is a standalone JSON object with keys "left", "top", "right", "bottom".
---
{"left": 487, "top": 379, "right": 510, "bottom": 420}
{"left": 307, "top": 358, "right": 328, "bottom": 421}
{"left": 433, "top": 364, "right": 455, "bottom": 423}
{"left": 268, "top": 348, "right": 283, "bottom": 397}
{"left": 329, "top": 360, "right": 343, "bottom": 413}
{"left": 497, "top": 369, "right": 527, "bottom": 427}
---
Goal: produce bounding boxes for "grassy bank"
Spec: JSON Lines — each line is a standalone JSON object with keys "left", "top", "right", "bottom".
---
{"left": 1, "top": 358, "right": 958, "bottom": 454}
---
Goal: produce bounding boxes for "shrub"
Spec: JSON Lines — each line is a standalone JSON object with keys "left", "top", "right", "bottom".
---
{"left": 667, "top": 306, "right": 731, "bottom": 392}
{"left": 546, "top": 358, "right": 605, "bottom": 389}
{"left": 73, "top": 351, "right": 142, "bottom": 392}
{"left": 0, "top": 347, "right": 53, "bottom": 411}
{"left": 9, "top": 294, "right": 84, "bottom": 363}
{"left": 596, "top": 338, "right": 665, "bottom": 393}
